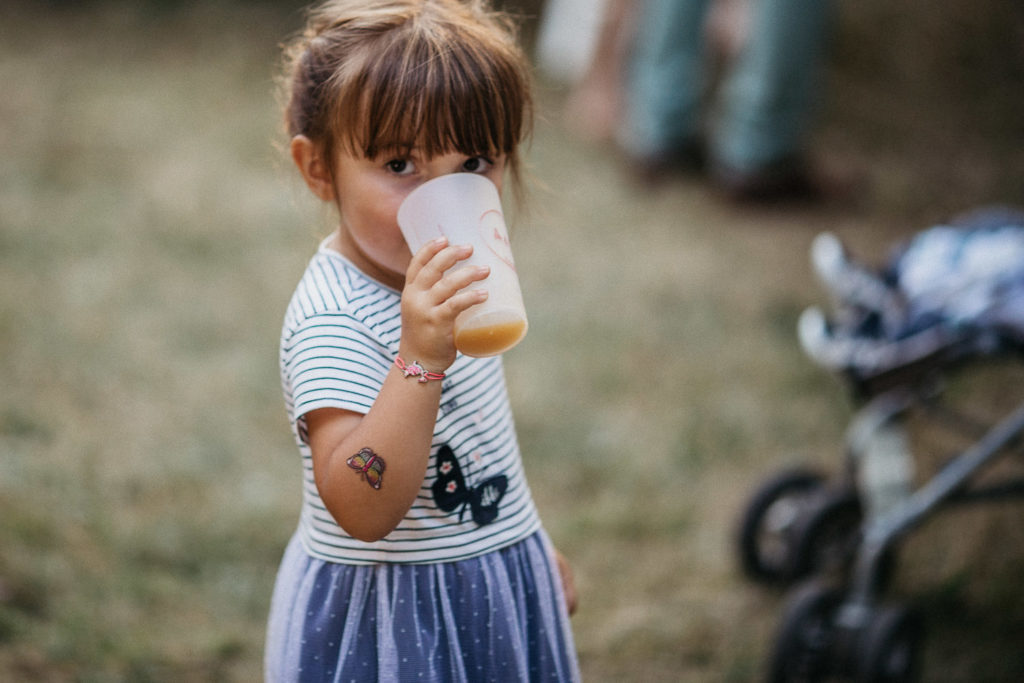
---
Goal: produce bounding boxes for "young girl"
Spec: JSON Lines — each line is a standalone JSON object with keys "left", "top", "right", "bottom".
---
{"left": 265, "top": 1, "right": 580, "bottom": 680}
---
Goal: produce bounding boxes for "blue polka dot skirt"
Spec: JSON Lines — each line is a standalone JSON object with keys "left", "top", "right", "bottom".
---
{"left": 264, "top": 531, "right": 580, "bottom": 682}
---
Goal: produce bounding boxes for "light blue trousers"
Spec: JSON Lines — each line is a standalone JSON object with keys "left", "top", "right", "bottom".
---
{"left": 621, "top": 0, "right": 835, "bottom": 172}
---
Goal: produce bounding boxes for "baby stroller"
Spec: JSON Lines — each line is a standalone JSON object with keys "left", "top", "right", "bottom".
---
{"left": 735, "top": 207, "right": 1024, "bottom": 682}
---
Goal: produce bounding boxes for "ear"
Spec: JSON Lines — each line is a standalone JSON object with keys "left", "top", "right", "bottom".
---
{"left": 290, "top": 135, "right": 335, "bottom": 202}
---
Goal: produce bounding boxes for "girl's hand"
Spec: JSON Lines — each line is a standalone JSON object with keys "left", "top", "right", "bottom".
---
{"left": 554, "top": 548, "right": 578, "bottom": 616}
{"left": 399, "top": 237, "right": 489, "bottom": 371}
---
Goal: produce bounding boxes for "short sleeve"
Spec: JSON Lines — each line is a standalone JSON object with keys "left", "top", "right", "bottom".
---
{"left": 281, "top": 311, "right": 391, "bottom": 435}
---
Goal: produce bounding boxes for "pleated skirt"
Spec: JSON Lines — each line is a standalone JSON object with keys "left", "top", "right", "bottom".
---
{"left": 264, "top": 531, "right": 580, "bottom": 682}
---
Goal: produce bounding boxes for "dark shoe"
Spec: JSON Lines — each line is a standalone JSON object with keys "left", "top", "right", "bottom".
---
{"left": 626, "top": 138, "right": 706, "bottom": 186}
{"left": 713, "top": 156, "right": 826, "bottom": 203}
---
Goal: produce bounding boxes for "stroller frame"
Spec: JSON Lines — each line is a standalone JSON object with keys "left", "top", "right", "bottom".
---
{"left": 846, "top": 388, "right": 1024, "bottom": 612}
{"left": 739, "top": 316, "right": 1024, "bottom": 682}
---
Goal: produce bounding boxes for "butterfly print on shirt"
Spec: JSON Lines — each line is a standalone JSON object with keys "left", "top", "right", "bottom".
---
{"left": 431, "top": 444, "right": 507, "bottom": 526}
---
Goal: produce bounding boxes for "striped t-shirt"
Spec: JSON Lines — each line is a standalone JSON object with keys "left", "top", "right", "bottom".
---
{"left": 279, "top": 239, "right": 542, "bottom": 565}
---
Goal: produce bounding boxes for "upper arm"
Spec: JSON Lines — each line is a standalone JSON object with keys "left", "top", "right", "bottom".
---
{"left": 305, "top": 407, "right": 364, "bottom": 479}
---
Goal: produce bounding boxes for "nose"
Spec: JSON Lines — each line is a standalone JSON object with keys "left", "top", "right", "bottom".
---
{"left": 421, "top": 153, "right": 470, "bottom": 181}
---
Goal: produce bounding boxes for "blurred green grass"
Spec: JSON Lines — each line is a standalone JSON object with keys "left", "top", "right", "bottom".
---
{"left": 2, "top": 1, "right": 1023, "bottom": 681}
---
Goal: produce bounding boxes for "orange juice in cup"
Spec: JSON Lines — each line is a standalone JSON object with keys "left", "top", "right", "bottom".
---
{"left": 454, "top": 312, "right": 528, "bottom": 357}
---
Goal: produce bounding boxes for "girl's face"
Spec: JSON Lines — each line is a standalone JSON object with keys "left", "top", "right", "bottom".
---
{"left": 331, "top": 147, "right": 506, "bottom": 289}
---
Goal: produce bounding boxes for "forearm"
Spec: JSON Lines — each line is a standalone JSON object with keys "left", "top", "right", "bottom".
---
{"left": 310, "top": 363, "right": 442, "bottom": 541}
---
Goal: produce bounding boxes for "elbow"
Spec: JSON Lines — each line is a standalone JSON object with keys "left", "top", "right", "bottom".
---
{"left": 321, "top": 496, "right": 399, "bottom": 543}
{"left": 313, "top": 457, "right": 408, "bottom": 542}
{"left": 314, "top": 469, "right": 398, "bottom": 543}
{"left": 344, "top": 523, "right": 393, "bottom": 544}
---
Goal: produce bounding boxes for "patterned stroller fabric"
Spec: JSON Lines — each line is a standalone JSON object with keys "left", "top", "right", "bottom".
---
{"left": 799, "top": 206, "right": 1024, "bottom": 379}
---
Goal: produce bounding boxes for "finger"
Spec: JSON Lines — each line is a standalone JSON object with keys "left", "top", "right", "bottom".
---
{"left": 406, "top": 237, "right": 449, "bottom": 282}
{"left": 431, "top": 264, "right": 490, "bottom": 303}
{"left": 413, "top": 243, "right": 475, "bottom": 288}
{"left": 443, "top": 287, "right": 489, "bottom": 317}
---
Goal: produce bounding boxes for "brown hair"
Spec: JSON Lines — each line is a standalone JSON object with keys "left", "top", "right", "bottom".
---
{"left": 280, "top": 0, "right": 533, "bottom": 186}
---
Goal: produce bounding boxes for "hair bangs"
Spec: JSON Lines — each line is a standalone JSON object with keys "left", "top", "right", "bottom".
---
{"left": 333, "top": 17, "right": 529, "bottom": 162}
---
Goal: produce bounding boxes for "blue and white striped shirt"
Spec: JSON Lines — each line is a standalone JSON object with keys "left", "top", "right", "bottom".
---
{"left": 279, "top": 238, "right": 542, "bottom": 564}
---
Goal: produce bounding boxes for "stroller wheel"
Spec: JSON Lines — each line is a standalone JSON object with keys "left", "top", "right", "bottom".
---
{"left": 767, "top": 580, "right": 843, "bottom": 683}
{"left": 788, "top": 487, "right": 863, "bottom": 582}
{"left": 854, "top": 605, "right": 924, "bottom": 683}
{"left": 737, "top": 468, "right": 826, "bottom": 584}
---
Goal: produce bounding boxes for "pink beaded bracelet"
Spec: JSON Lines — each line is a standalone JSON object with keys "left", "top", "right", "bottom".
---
{"left": 395, "top": 356, "right": 446, "bottom": 383}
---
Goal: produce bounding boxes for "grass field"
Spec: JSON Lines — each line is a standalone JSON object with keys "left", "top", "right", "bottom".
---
{"left": 2, "top": 1, "right": 1023, "bottom": 681}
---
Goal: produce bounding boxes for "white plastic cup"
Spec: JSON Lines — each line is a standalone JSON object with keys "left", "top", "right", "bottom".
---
{"left": 397, "top": 173, "right": 528, "bottom": 357}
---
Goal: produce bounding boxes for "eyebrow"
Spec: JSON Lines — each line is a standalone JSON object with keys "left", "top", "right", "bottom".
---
{"left": 364, "top": 142, "right": 417, "bottom": 159}
{"left": 369, "top": 145, "right": 507, "bottom": 162}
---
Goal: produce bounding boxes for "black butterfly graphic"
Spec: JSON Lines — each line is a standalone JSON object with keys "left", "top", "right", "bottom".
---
{"left": 431, "top": 445, "right": 507, "bottom": 526}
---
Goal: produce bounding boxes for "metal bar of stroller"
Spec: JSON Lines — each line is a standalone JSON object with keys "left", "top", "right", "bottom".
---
{"left": 845, "top": 400, "right": 1024, "bottom": 613}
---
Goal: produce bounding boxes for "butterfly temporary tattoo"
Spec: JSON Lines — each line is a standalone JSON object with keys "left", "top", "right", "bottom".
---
{"left": 347, "top": 447, "right": 385, "bottom": 490}
{"left": 431, "top": 445, "right": 507, "bottom": 526}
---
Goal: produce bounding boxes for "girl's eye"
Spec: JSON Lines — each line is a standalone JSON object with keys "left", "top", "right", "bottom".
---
{"left": 461, "top": 156, "right": 493, "bottom": 174}
{"left": 385, "top": 159, "right": 415, "bottom": 175}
